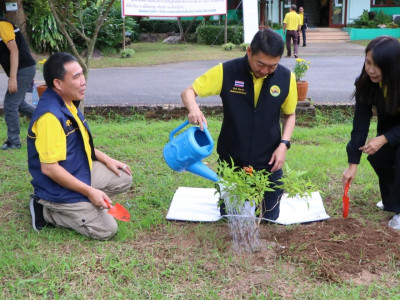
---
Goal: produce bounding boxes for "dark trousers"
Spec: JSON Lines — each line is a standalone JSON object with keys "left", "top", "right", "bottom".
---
{"left": 219, "top": 168, "right": 283, "bottom": 221}
{"left": 367, "top": 143, "right": 400, "bottom": 213}
{"left": 285, "top": 30, "right": 298, "bottom": 56}
{"left": 298, "top": 26, "right": 306, "bottom": 46}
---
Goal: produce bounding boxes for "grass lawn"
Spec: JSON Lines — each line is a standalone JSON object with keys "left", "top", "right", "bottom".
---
{"left": 2, "top": 111, "right": 400, "bottom": 299}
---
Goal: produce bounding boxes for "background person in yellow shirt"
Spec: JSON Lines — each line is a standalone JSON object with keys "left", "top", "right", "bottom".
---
{"left": 298, "top": 6, "right": 309, "bottom": 47}
{"left": 181, "top": 29, "right": 297, "bottom": 221}
{"left": 283, "top": 4, "right": 301, "bottom": 58}
{"left": 0, "top": 17, "right": 36, "bottom": 150}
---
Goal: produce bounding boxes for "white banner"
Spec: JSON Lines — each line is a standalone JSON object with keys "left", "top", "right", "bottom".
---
{"left": 122, "top": 0, "right": 227, "bottom": 17}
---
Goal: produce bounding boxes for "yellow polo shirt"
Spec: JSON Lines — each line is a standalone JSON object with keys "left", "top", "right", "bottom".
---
{"left": 192, "top": 63, "right": 297, "bottom": 114}
{"left": 0, "top": 21, "right": 15, "bottom": 43}
{"left": 32, "top": 103, "right": 93, "bottom": 168}
{"left": 283, "top": 11, "right": 301, "bottom": 31}
{"left": 299, "top": 13, "right": 304, "bottom": 26}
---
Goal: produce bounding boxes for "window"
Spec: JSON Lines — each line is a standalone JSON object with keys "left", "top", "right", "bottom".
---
{"left": 371, "top": 0, "right": 400, "bottom": 6}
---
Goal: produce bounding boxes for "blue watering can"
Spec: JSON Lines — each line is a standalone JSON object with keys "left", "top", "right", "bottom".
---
{"left": 163, "top": 120, "right": 219, "bottom": 182}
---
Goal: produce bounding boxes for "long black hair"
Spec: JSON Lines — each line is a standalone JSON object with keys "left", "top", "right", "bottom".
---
{"left": 353, "top": 36, "right": 400, "bottom": 115}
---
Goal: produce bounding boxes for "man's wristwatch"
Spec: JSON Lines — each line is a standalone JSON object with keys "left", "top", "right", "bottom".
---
{"left": 280, "top": 140, "right": 291, "bottom": 149}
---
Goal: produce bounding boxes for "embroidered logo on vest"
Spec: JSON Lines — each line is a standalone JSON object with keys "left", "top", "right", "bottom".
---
{"left": 270, "top": 85, "right": 281, "bottom": 97}
{"left": 230, "top": 80, "right": 247, "bottom": 95}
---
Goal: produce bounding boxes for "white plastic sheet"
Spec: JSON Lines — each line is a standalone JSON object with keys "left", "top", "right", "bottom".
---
{"left": 166, "top": 187, "right": 330, "bottom": 225}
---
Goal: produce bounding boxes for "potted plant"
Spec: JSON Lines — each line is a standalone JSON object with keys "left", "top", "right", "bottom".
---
{"left": 217, "top": 159, "right": 315, "bottom": 253}
{"left": 293, "top": 58, "right": 311, "bottom": 101}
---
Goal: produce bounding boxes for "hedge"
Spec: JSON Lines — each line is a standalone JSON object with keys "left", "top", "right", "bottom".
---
{"left": 196, "top": 25, "right": 243, "bottom": 45}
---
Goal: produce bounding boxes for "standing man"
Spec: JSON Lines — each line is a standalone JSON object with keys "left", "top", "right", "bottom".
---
{"left": 298, "top": 7, "right": 308, "bottom": 47}
{"left": 181, "top": 29, "right": 297, "bottom": 220}
{"left": 283, "top": 4, "right": 301, "bottom": 58}
{"left": 0, "top": 17, "right": 36, "bottom": 150}
{"left": 28, "top": 52, "right": 133, "bottom": 240}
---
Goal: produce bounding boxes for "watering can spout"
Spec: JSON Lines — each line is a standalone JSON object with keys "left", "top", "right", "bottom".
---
{"left": 186, "top": 161, "right": 219, "bottom": 182}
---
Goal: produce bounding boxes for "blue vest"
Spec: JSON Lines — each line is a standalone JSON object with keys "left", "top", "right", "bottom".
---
{"left": 218, "top": 56, "right": 291, "bottom": 170}
{"left": 27, "top": 89, "right": 96, "bottom": 203}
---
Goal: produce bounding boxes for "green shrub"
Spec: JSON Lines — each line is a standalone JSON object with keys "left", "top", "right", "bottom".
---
{"left": 222, "top": 42, "right": 235, "bottom": 51}
{"left": 72, "top": 5, "right": 139, "bottom": 51}
{"left": 138, "top": 18, "right": 240, "bottom": 34}
{"left": 120, "top": 49, "right": 136, "bottom": 58}
{"left": 25, "top": 2, "right": 67, "bottom": 53}
{"left": 239, "top": 42, "right": 249, "bottom": 51}
{"left": 349, "top": 9, "right": 397, "bottom": 28}
{"left": 196, "top": 25, "right": 243, "bottom": 45}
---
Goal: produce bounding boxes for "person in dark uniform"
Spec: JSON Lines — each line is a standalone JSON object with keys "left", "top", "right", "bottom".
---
{"left": 342, "top": 36, "right": 400, "bottom": 229}
{"left": 298, "top": 6, "right": 308, "bottom": 47}
{"left": 0, "top": 17, "right": 36, "bottom": 150}
{"left": 181, "top": 29, "right": 297, "bottom": 220}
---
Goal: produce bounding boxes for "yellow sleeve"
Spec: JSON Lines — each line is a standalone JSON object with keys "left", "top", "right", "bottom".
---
{"left": 32, "top": 113, "right": 67, "bottom": 163}
{"left": 0, "top": 21, "right": 15, "bottom": 44}
{"left": 283, "top": 14, "right": 288, "bottom": 24}
{"left": 281, "top": 72, "right": 298, "bottom": 115}
{"left": 192, "top": 63, "right": 223, "bottom": 97}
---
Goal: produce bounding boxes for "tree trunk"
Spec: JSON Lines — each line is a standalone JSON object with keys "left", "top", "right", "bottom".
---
{"left": 177, "top": 17, "right": 184, "bottom": 42}
{"left": 259, "top": 0, "right": 266, "bottom": 27}
{"left": 5, "top": 0, "right": 28, "bottom": 41}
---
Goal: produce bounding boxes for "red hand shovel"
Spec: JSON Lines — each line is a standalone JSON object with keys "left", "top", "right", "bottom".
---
{"left": 342, "top": 182, "right": 350, "bottom": 218}
{"left": 104, "top": 200, "right": 131, "bottom": 222}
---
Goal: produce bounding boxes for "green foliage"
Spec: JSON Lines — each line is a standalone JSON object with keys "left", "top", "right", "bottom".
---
{"left": 196, "top": 25, "right": 243, "bottom": 45}
{"left": 217, "top": 159, "right": 315, "bottom": 218}
{"left": 72, "top": 5, "right": 139, "bottom": 51}
{"left": 239, "top": 42, "right": 249, "bottom": 51}
{"left": 222, "top": 42, "right": 235, "bottom": 51}
{"left": 27, "top": 3, "right": 67, "bottom": 53}
{"left": 120, "top": 49, "right": 136, "bottom": 58}
{"left": 217, "top": 160, "right": 275, "bottom": 216}
{"left": 349, "top": 9, "right": 398, "bottom": 28}
{"left": 138, "top": 18, "right": 241, "bottom": 34}
{"left": 278, "top": 164, "right": 315, "bottom": 199}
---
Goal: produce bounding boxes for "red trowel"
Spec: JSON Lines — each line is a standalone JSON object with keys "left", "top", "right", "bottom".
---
{"left": 104, "top": 200, "right": 131, "bottom": 222}
{"left": 342, "top": 182, "right": 350, "bottom": 218}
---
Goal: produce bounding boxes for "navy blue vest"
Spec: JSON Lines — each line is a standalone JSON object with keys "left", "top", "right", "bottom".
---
{"left": 218, "top": 56, "right": 291, "bottom": 170}
{"left": 27, "top": 89, "right": 96, "bottom": 203}
{"left": 0, "top": 17, "right": 35, "bottom": 77}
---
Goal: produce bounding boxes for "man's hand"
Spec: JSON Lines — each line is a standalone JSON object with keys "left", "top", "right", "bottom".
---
{"left": 8, "top": 77, "right": 18, "bottom": 94}
{"left": 268, "top": 144, "right": 287, "bottom": 172}
{"left": 104, "top": 157, "right": 132, "bottom": 177}
{"left": 87, "top": 187, "right": 111, "bottom": 208}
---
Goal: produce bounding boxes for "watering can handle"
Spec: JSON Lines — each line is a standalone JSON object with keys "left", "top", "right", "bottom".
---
{"left": 169, "top": 120, "right": 190, "bottom": 141}
{"left": 169, "top": 120, "right": 214, "bottom": 151}
{"left": 201, "top": 123, "right": 215, "bottom": 152}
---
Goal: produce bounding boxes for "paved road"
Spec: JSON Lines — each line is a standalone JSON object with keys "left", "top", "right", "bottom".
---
{"left": 0, "top": 42, "right": 365, "bottom": 107}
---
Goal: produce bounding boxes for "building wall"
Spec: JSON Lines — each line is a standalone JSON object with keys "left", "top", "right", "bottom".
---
{"left": 347, "top": 0, "right": 371, "bottom": 24}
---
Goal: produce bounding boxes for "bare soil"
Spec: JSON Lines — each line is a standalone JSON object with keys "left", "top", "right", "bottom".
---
{"left": 133, "top": 216, "right": 400, "bottom": 297}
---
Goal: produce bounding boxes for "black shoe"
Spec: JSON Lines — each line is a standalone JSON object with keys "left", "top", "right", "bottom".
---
{"left": 294, "top": 54, "right": 298, "bottom": 58}
{"left": 303, "top": 44, "right": 306, "bottom": 47}
{"left": 1, "top": 141, "right": 21, "bottom": 150}
{"left": 29, "top": 194, "right": 49, "bottom": 232}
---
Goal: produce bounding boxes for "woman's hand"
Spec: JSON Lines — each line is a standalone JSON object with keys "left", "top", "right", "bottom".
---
{"left": 359, "top": 135, "right": 387, "bottom": 155}
{"left": 342, "top": 164, "right": 358, "bottom": 190}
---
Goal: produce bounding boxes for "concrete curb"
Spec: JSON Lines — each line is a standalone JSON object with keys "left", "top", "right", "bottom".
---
{"left": 0, "top": 102, "right": 355, "bottom": 119}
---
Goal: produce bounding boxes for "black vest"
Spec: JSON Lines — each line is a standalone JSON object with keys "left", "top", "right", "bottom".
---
{"left": 218, "top": 56, "right": 291, "bottom": 170}
{"left": 0, "top": 17, "right": 35, "bottom": 76}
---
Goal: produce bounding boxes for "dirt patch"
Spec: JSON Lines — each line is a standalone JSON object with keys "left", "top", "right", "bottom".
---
{"left": 131, "top": 217, "right": 400, "bottom": 296}
{"left": 264, "top": 218, "right": 400, "bottom": 283}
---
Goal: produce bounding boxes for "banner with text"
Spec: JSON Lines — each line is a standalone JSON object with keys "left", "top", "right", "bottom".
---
{"left": 122, "top": 0, "right": 227, "bottom": 17}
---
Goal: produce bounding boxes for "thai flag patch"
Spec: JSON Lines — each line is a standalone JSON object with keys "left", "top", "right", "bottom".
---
{"left": 235, "top": 80, "right": 244, "bottom": 88}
